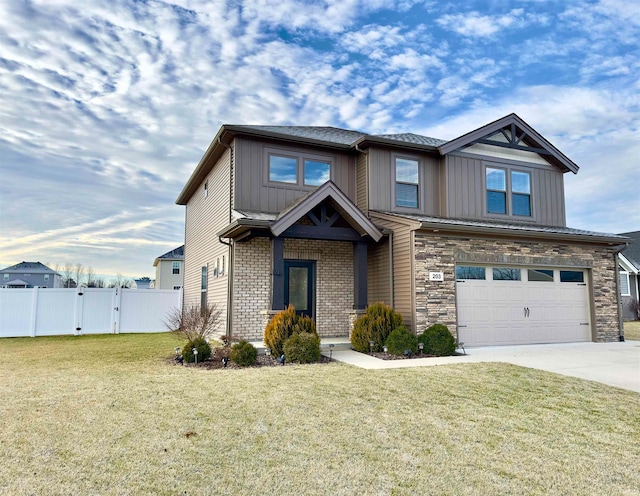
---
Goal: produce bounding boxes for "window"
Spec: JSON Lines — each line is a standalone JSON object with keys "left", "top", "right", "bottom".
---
{"left": 44, "top": 274, "right": 50, "bottom": 281}
{"left": 304, "top": 160, "right": 331, "bottom": 186}
{"left": 395, "top": 158, "right": 419, "bottom": 208}
{"left": 486, "top": 167, "right": 532, "bottom": 217}
{"left": 269, "top": 155, "right": 298, "bottom": 183}
{"left": 560, "top": 270, "right": 584, "bottom": 283}
{"left": 512, "top": 171, "right": 531, "bottom": 216}
{"left": 204, "top": 181, "right": 208, "bottom": 197}
{"left": 486, "top": 168, "right": 507, "bottom": 214}
{"left": 528, "top": 269, "right": 554, "bottom": 282}
{"left": 492, "top": 267, "right": 521, "bottom": 280}
{"left": 3, "top": 274, "right": 8, "bottom": 281}
{"left": 201, "top": 266, "right": 208, "bottom": 290}
{"left": 201, "top": 266, "right": 208, "bottom": 311}
{"left": 172, "top": 261, "right": 180, "bottom": 275}
{"left": 456, "top": 266, "right": 486, "bottom": 280}
{"left": 619, "top": 270, "right": 630, "bottom": 296}
{"left": 173, "top": 285, "right": 182, "bottom": 290}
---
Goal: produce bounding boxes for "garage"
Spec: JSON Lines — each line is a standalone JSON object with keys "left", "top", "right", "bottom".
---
{"left": 456, "top": 265, "right": 591, "bottom": 347}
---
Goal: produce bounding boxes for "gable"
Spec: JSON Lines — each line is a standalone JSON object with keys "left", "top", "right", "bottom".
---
{"left": 438, "top": 114, "right": 579, "bottom": 174}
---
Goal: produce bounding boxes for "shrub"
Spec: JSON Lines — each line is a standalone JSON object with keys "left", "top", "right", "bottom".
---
{"left": 230, "top": 340, "right": 257, "bottom": 367}
{"left": 350, "top": 303, "right": 403, "bottom": 353}
{"left": 164, "top": 303, "right": 222, "bottom": 341}
{"left": 283, "top": 332, "right": 321, "bottom": 364}
{"left": 264, "top": 305, "right": 318, "bottom": 357}
{"left": 182, "top": 337, "right": 212, "bottom": 363}
{"left": 385, "top": 325, "right": 418, "bottom": 356}
{"left": 418, "top": 324, "right": 456, "bottom": 356}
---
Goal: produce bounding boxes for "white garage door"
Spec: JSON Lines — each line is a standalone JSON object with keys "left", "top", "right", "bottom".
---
{"left": 456, "top": 266, "right": 591, "bottom": 347}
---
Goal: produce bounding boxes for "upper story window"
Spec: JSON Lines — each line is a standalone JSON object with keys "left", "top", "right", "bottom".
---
{"left": 395, "top": 158, "right": 419, "bottom": 208}
{"left": 44, "top": 274, "right": 50, "bottom": 281}
{"left": 3, "top": 274, "right": 8, "bottom": 281}
{"left": 486, "top": 167, "right": 532, "bottom": 217}
{"left": 267, "top": 149, "right": 333, "bottom": 188}
{"left": 269, "top": 155, "right": 298, "bottom": 183}
{"left": 172, "top": 261, "right": 180, "bottom": 275}
{"left": 304, "top": 160, "right": 331, "bottom": 186}
{"left": 201, "top": 266, "right": 208, "bottom": 291}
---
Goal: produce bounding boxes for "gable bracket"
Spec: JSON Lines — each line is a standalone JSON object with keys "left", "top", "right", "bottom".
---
{"left": 476, "top": 138, "right": 552, "bottom": 155}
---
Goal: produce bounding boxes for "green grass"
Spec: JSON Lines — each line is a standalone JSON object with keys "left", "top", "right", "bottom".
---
{"left": 1, "top": 333, "right": 639, "bottom": 495}
{"left": 624, "top": 320, "right": 640, "bottom": 341}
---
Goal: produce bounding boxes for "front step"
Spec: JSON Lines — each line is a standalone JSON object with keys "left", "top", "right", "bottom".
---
{"left": 247, "top": 336, "right": 351, "bottom": 355}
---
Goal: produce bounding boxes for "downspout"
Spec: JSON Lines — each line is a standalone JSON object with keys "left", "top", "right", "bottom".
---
{"left": 612, "top": 242, "right": 630, "bottom": 341}
{"left": 217, "top": 136, "right": 234, "bottom": 338}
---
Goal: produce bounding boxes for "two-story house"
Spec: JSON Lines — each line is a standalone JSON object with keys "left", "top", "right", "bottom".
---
{"left": 176, "top": 113, "right": 629, "bottom": 346}
{"left": 153, "top": 246, "right": 184, "bottom": 290}
{"left": 0, "top": 261, "right": 62, "bottom": 288}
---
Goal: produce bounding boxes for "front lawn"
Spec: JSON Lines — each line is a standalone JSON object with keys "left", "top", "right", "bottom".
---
{"left": 624, "top": 320, "right": 640, "bottom": 341}
{"left": 1, "top": 333, "right": 639, "bottom": 495}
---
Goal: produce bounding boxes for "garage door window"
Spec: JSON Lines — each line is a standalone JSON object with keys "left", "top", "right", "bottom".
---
{"left": 492, "top": 267, "right": 521, "bottom": 280}
{"left": 456, "top": 266, "right": 486, "bottom": 280}
{"left": 528, "top": 269, "right": 554, "bottom": 282}
{"left": 560, "top": 270, "right": 584, "bottom": 283}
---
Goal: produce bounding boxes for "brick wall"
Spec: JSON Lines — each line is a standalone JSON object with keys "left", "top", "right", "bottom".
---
{"left": 231, "top": 237, "right": 354, "bottom": 340}
{"left": 413, "top": 233, "right": 621, "bottom": 342}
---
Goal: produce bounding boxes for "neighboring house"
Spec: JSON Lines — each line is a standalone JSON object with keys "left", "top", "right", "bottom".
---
{"left": 618, "top": 231, "right": 640, "bottom": 321}
{"left": 176, "top": 113, "right": 629, "bottom": 346}
{"left": 0, "top": 261, "right": 62, "bottom": 288}
{"left": 133, "top": 277, "right": 153, "bottom": 290}
{"left": 153, "top": 246, "right": 184, "bottom": 290}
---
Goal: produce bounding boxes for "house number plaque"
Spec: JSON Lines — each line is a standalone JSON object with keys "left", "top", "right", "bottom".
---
{"left": 429, "top": 272, "right": 444, "bottom": 282}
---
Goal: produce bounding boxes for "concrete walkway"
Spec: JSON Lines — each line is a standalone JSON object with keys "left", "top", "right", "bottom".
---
{"left": 324, "top": 341, "right": 640, "bottom": 393}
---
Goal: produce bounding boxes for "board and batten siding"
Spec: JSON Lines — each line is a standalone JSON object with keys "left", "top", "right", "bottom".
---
{"left": 367, "top": 147, "right": 440, "bottom": 216}
{"left": 369, "top": 212, "right": 421, "bottom": 332}
{"left": 445, "top": 152, "right": 566, "bottom": 226}
{"left": 233, "top": 137, "right": 357, "bottom": 213}
{"left": 183, "top": 148, "right": 231, "bottom": 331}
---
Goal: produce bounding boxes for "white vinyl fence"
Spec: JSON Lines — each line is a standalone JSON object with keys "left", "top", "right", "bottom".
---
{"left": 0, "top": 287, "right": 182, "bottom": 338}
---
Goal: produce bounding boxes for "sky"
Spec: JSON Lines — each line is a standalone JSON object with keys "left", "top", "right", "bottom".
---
{"left": 0, "top": 0, "right": 638, "bottom": 281}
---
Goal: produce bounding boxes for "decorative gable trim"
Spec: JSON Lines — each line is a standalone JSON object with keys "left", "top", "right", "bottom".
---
{"left": 438, "top": 113, "right": 579, "bottom": 174}
{"left": 270, "top": 181, "right": 383, "bottom": 241}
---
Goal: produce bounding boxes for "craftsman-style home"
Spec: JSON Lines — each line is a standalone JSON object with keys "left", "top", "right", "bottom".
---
{"left": 176, "top": 114, "right": 629, "bottom": 346}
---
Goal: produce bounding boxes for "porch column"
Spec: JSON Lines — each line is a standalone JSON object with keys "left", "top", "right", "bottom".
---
{"left": 272, "top": 237, "right": 285, "bottom": 310}
{"left": 353, "top": 240, "right": 368, "bottom": 310}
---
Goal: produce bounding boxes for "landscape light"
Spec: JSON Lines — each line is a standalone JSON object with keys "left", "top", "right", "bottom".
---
{"left": 276, "top": 354, "right": 286, "bottom": 366}
{"left": 369, "top": 340, "right": 374, "bottom": 355}
{"left": 418, "top": 342, "right": 424, "bottom": 355}
{"left": 222, "top": 357, "right": 229, "bottom": 368}
{"left": 265, "top": 347, "right": 271, "bottom": 356}
{"left": 383, "top": 346, "right": 388, "bottom": 354}
{"left": 193, "top": 347, "right": 198, "bottom": 365}
{"left": 329, "top": 343, "right": 334, "bottom": 360}
{"left": 403, "top": 349, "right": 412, "bottom": 359}
{"left": 175, "top": 347, "right": 181, "bottom": 356}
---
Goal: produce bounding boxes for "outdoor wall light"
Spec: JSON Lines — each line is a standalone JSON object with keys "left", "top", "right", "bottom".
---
{"left": 418, "top": 342, "right": 424, "bottom": 355}
{"left": 193, "top": 347, "right": 198, "bottom": 365}
{"left": 369, "top": 340, "right": 375, "bottom": 355}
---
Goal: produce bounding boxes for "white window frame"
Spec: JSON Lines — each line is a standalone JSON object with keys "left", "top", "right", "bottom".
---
{"left": 619, "top": 270, "right": 630, "bottom": 296}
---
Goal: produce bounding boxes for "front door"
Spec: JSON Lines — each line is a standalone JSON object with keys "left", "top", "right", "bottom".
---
{"left": 284, "top": 260, "right": 315, "bottom": 318}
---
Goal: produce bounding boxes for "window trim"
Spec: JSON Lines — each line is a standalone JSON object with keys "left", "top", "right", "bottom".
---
{"left": 483, "top": 162, "right": 535, "bottom": 220}
{"left": 264, "top": 147, "right": 334, "bottom": 189}
{"left": 619, "top": 270, "right": 630, "bottom": 296}
{"left": 392, "top": 153, "right": 423, "bottom": 211}
{"left": 172, "top": 261, "right": 180, "bottom": 275}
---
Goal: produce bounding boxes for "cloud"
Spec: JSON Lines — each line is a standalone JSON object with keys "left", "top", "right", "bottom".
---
{"left": 436, "top": 9, "right": 527, "bottom": 38}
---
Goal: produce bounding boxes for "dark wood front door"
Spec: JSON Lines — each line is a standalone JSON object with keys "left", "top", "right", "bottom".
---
{"left": 284, "top": 260, "right": 315, "bottom": 318}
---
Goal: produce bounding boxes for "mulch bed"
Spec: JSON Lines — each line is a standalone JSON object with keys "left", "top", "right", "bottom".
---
{"left": 170, "top": 346, "right": 334, "bottom": 369}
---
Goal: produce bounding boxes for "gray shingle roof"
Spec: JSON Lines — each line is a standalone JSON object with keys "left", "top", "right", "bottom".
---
{"left": 371, "top": 133, "right": 447, "bottom": 147}
{"left": 156, "top": 246, "right": 184, "bottom": 260}
{"left": 228, "top": 125, "right": 448, "bottom": 148}
{"left": 229, "top": 125, "right": 365, "bottom": 145}
{"left": 372, "top": 211, "right": 628, "bottom": 241}
{"left": 619, "top": 231, "right": 640, "bottom": 269}
{"left": 0, "top": 261, "right": 57, "bottom": 274}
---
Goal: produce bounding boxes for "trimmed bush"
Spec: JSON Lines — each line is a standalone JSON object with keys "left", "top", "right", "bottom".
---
{"left": 418, "top": 324, "right": 456, "bottom": 356}
{"left": 230, "top": 340, "right": 257, "bottom": 367}
{"left": 351, "top": 303, "right": 403, "bottom": 353}
{"left": 182, "top": 337, "right": 211, "bottom": 363}
{"left": 385, "top": 325, "right": 418, "bottom": 356}
{"left": 283, "top": 332, "right": 321, "bottom": 364}
{"left": 264, "top": 305, "right": 318, "bottom": 357}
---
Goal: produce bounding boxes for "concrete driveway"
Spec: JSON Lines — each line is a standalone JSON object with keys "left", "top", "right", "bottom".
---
{"left": 329, "top": 341, "right": 640, "bottom": 393}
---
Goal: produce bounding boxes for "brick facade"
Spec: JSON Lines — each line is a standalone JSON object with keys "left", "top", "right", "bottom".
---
{"left": 413, "top": 233, "right": 621, "bottom": 342}
{"left": 232, "top": 237, "right": 354, "bottom": 340}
